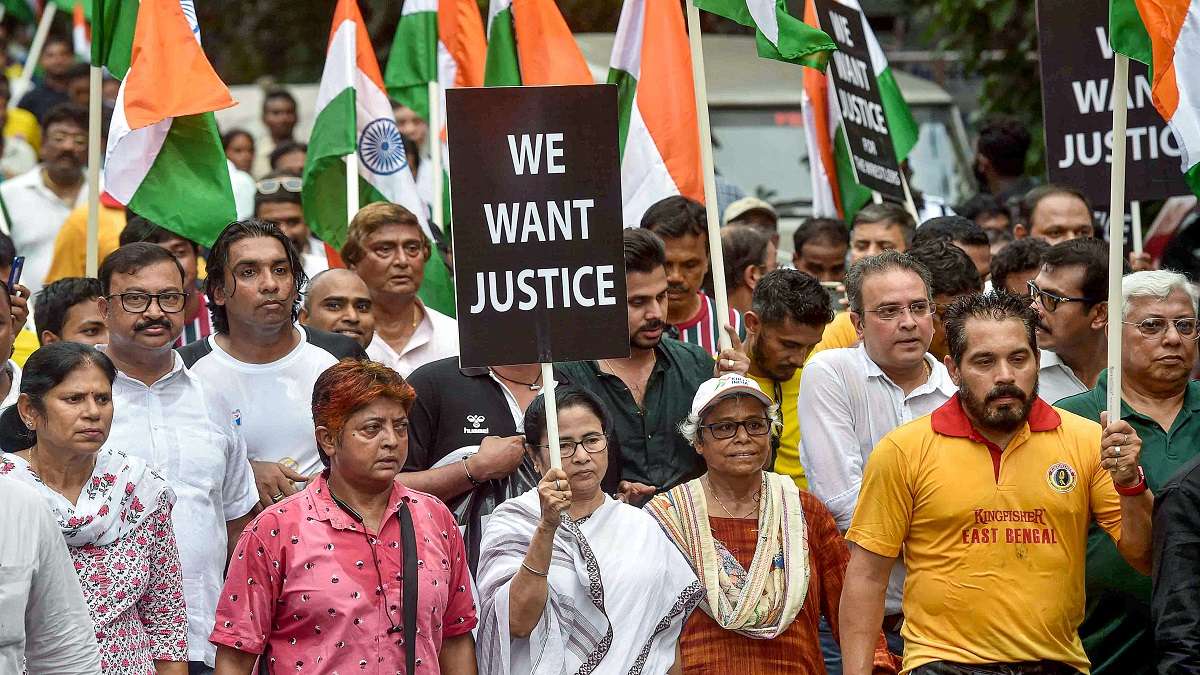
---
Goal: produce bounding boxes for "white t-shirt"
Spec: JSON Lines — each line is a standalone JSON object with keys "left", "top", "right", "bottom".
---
{"left": 180, "top": 326, "right": 365, "bottom": 478}
{"left": 104, "top": 351, "right": 257, "bottom": 666}
{"left": 0, "top": 166, "right": 87, "bottom": 297}
{"left": 367, "top": 303, "right": 459, "bottom": 377}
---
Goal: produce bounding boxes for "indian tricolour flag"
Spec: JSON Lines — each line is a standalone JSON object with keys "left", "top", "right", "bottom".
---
{"left": 1111, "top": 0, "right": 1200, "bottom": 195}
{"left": 72, "top": 0, "right": 90, "bottom": 61}
{"left": 483, "top": 0, "right": 592, "bottom": 86}
{"left": 305, "top": 0, "right": 454, "bottom": 313}
{"left": 802, "top": 0, "right": 917, "bottom": 218}
{"left": 695, "top": 0, "right": 835, "bottom": 67}
{"left": 609, "top": 0, "right": 703, "bottom": 227}
{"left": 96, "top": 0, "right": 236, "bottom": 247}
{"left": 1, "top": 1, "right": 39, "bottom": 24}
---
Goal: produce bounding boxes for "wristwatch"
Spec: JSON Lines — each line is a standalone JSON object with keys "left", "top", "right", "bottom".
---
{"left": 1114, "top": 466, "right": 1148, "bottom": 496}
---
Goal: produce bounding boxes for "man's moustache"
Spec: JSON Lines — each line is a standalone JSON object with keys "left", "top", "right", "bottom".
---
{"left": 134, "top": 319, "right": 171, "bottom": 332}
{"left": 985, "top": 385, "right": 1028, "bottom": 404}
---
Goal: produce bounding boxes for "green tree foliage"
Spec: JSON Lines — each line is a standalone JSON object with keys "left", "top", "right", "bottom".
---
{"left": 908, "top": 0, "right": 1043, "bottom": 173}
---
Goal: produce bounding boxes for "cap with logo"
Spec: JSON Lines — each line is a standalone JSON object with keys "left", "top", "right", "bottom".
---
{"left": 689, "top": 374, "right": 772, "bottom": 419}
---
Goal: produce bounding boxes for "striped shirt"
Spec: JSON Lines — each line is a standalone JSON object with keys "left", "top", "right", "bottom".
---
{"left": 667, "top": 292, "right": 745, "bottom": 356}
{"left": 174, "top": 293, "right": 212, "bottom": 348}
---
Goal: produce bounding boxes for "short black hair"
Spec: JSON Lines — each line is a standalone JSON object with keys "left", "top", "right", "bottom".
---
{"left": 623, "top": 227, "right": 666, "bottom": 275}
{"left": 845, "top": 250, "right": 932, "bottom": 314}
{"left": 944, "top": 290, "right": 1038, "bottom": 365}
{"left": 640, "top": 196, "right": 707, "bottom": 240}
{"left": 912, "top": 216, "right": 990, "bottom": 250}
{"left": 990, "top": 237, "right": 1048, "bottom": 291}
{"left": 33, "top": 277, "right": 101, "bottom": 344}
{"left": 119, "top": 213, "right": 200, "bottom": 253}
{"left": 65, "top": 62, "right": 90, "bottom": 82}
{"left": 42, "top": 102, "right": 87, "bottom": 133}
{"left": 751, "top": 268, "right": 834, "bottom": 328}
{"left": 1018, "top": 184, "right": 1094, "bottom": 230}
{"left": 43, "top": 33, "right": 72, "bottom": 53}
{"left": 262, "top": 88, "right": 297, "bottom": 113}
{"left": 269, "top": 141, "right": 307, "bottom": 170}
{"left": 98, "top": 242, "right": 186, "bottom": 296}
{"left": 221, "top": 128, "right": 253, "bottom": 150}
{"left": 908, "top": 240, "right": 983, "bottom": 299}
{"left": 0, "top": 231, "right": 15, "bottom": 269}
{"left": 1040, "top": 237, "right": 1111, "bottom": 307}
{"left": 852, "top": 202, "right": 916, "bottom": 245}
{"left": 958, "top": 193, "right": 1009, "bottom": 226}
{"left": 793, "top": 217, "right": 849, "bottom": 257}
{"left": 721, "top": 225, "right": 770, "bottom": 291}
{"left": 206, "top": 218, "right": 306, "bottom": 335}
{"left": 977, "top": 115, "right": 1031, "bottom": 178}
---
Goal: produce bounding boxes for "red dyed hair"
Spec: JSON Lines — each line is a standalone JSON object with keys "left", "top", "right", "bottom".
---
{"left": 312, "top": 359, "right": 416, "bottom": 440}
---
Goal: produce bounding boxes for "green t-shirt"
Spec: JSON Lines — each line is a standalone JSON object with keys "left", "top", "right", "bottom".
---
{"left": 1055, "top": 377, "right": 1200, "bottom": 674}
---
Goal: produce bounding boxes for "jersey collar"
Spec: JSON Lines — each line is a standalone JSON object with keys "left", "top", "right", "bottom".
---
{"left": 932, "top": 392, "right": 1061, "bottom": 440}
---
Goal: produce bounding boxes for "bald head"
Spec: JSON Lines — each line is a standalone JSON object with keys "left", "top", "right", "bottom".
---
{"left": 300, "top": 268, "right": 375, "bottom": 348}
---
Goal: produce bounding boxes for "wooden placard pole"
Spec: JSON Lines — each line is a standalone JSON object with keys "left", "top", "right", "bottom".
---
{"left": 1106, "top": 54, "right": 1130, "bottom": 425}
{"left": 11, "top": 5, "right": 57, "bottom": 108}
{"left": 541, "top": 363, "right": 562, "bottom": 470}
{"left": 85, "top": 66, "right": 102, "bottom": 277}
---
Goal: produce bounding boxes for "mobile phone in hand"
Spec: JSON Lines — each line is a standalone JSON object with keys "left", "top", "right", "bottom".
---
{"left": 7, "top": 256, "right": 23, "bottom": 290}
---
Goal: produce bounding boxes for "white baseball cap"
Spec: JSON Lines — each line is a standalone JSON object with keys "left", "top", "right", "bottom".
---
{"left": 689, "top": 374, "right": 773, "bottom": 419}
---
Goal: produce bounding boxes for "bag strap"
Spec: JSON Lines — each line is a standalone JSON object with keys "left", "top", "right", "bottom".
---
{"left": 399, "top": 498, "right": 418, "bottom": 675}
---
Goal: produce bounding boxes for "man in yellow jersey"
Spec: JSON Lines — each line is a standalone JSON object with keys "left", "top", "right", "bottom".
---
{"left": 840, "top": 291, "right": 1153, "bottom": 675}
{"left": 811, "top": 203, "right": 915, "bottom": 356}
{"left": 742, "top": 268, "right": 833, "bottom": 488}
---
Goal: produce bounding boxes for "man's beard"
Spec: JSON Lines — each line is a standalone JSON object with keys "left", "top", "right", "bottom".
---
{"left": 630, "top": 319, "right": 665, "bottom": 350}
{"left": 960, "top": 380, "right": 1038, "bottom": 434}
{"left": 752, "top": 347, "right": 794, "bottom": 382}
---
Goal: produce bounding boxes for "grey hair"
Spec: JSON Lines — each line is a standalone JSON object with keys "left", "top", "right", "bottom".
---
{"left": 678, "top": 394, "right": 782, "bottom": 446}
{"left": 1122, "top": 270, "right": 1200, "bottom": 319}
{"left": 844, "top": 249, "right": 932, "bottom": 314}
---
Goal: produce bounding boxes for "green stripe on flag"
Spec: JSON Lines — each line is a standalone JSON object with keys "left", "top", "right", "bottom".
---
{"left": 695, "top": 0, "right": 834, "bottom": 70}
{"left": 834, "top": 125, "right": 872, "bottom": 221}
{"left": 127, "top": 113, "right": 236, "bottom": 248}
{"left": 1109, "top": 0, "right": 1153, "bottom": 68}
{"left": 483, "top": 7, "right": 521, "bottom": 86}
{"left": 384, "top": 9, "right": 437, "bottom": 121}
{"left": 92, "top": 0, "right": 138, "bottom": 78}
{"left": 608, "top": 68, "right": 637, "bottom": 159}
{"left": 2, "top": 0, "right": 37, "bottom": 24}
{"left": 1186, "top": 165, "right": 1200, "bottom": 200}
{"left": 303, "top": 87, "right": 356, "bottom": 248}
{"left": 878, "top": 67, "right": 918, "bottom": 161}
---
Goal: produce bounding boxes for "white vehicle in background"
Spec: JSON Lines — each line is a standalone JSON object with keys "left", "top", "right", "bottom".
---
{"left": 220, "top": 34, "right": 973, "bottom": 257}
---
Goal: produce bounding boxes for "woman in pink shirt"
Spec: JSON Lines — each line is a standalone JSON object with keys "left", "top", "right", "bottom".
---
{"left": 211, "top": 359, "right": 478, "bottom": 674}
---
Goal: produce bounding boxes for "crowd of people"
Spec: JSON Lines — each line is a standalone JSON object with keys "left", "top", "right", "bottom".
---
{"left": 1, "top": 23, "right": 1200, "bottom": 675}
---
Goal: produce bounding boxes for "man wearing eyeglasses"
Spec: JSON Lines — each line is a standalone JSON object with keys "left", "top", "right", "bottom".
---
{"left": 1053, "top": 270, "right": 1200, "bottom": 675}
{"left": 1028, "top": 238, "right": 1111, "bottom": 404}
{"left": 96, "top": 242, "right": 258, "bottom": 674}
{"left": 254, "top": 171, "right": 329, "bottom": 279}
{"left": 799, "top": 250, "right": 958, "bottom": 654}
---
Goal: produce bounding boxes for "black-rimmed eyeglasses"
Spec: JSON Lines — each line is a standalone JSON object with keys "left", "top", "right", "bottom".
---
{"left": 1028, "top": 281, "right": 1099, "bottom": 313}
{"left": 106, "top": 291, "right": 188, "bottom": 313}
{"left": 700, "top": 417, "right": 772, "bottom": 440}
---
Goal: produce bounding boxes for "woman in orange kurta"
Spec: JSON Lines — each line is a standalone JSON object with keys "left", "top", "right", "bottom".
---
{"left": 648, "top": 374, "right": 897, "bottom": 674}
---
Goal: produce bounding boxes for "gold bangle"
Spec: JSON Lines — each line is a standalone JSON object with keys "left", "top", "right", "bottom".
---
{"left": 520, "top": 562, "right": 548, "bottom": 577}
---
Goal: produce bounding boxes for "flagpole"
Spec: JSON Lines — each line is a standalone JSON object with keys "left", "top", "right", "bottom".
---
{"left": 428, "top": 81, "right": 444, "bottom": 233}
{"left": 12, "top": 4, "right": 59, "bottom": 108}
{"left": 85, "top": 65, "right": 102, "bottom": 277}
{"left": 686, "top": 1, "right": 732, "bottom": 352}
{"left": 1106, "top": 54, "right": 1129, "bottom": 426}
{"left": 541, "top": 363, "right": 562, "bottom": 471}
{"left": 899, "top": 172, "right": 920, "bottom": 224}
{"left": 345, "top": 32, "right": 359, "bottom": 227}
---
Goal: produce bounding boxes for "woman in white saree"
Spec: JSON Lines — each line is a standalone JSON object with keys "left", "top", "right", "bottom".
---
{"left": 476, "top": 387, "right": 703, "bottom": 675}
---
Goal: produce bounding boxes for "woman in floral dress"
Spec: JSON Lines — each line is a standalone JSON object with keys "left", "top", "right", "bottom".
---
{"left": 0, "top": 342, "right": 188, "bottom": 674}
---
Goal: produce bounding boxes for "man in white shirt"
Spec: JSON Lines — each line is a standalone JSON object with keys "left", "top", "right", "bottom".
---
{"left": 1027, "top": 237, "right": 1110, "bottom": 404}
{"left": 179, "top": 220, "right": 366, "bottom": 511}
{"left": 799, "top": 250, "right": 958, "bottom": 651}
{"left": 342, "top": 202, "right": 458, "bottom": 376}
{"left": 96, "top": 242, "right": 258, "bottom": 671}
{"left": 0, "top": 476, "right": 101, "bottom": 674}
{"left": 0, "top": 103, "right": 88, "bottom": 297}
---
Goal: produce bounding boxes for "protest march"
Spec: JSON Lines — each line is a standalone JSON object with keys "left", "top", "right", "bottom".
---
{"left": 3, "top": 0, "right": 1200, "bottom": 673}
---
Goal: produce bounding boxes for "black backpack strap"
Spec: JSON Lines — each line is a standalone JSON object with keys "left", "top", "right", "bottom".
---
{"left": 399, "top": 498, "right": 418, "bottom": 675}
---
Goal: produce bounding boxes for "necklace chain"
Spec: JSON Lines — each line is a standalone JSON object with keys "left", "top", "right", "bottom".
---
{"left": 492, "top": 368, "right": 543, "bottom": 391}
{"left": 703, "top": 475, "right": 761, "bottom": 519}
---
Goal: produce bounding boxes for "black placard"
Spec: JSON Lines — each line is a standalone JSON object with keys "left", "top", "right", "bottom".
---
{"left": 814, "top": 0, "right": 904, "bottom": 199}
{"left": 1036, "top": 0, "right": 1188, "bottom": 204}
{"left": 446, "top": 84, "right": 629, "bottom": 368}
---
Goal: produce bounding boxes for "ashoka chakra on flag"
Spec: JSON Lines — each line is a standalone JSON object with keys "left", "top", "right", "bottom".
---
{"left": 358, "top": 118, "right": 409, "bottom": 175}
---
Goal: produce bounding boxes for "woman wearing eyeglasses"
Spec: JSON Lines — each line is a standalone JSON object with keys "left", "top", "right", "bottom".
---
{"left": 648, "top": 374, "right": 898, "bottom": 674}
{"left": 210, "top": 359, "right": 478, "bottom": 674}
{"left": 476, "top": 386, "right": 702, "bottom": 674}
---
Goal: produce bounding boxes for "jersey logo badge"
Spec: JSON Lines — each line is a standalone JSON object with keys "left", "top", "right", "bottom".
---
{"left": 1047, "top": 462, "right": 1078, "bottom": 493}
{"left": 464, "top": 414, "right": 490, "bottom": 435}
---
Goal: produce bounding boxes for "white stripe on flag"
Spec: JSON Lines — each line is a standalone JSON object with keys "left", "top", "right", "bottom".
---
{"left": 315, "top": 21, "right": 356, "bottom": 112}
{"left": 609, "top": 0, "right": 644, "bottom": 75}
{"left": 1171, "top": 4, "right": 1200, "bottom": 171}
{"left": 403, "top": 0, "right": 436, "bottom": 16}
{"left": 621, "top": 102, "right": 679, "bottom": 228}
{"left": 747, "top": 0, "right": 780, "bottom": 47}
{"left": 104, "top": 79, "right": 173, "bottom": 204}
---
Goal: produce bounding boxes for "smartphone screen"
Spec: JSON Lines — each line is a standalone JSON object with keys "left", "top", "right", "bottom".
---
{"left": 7, "top": 255, "right": 23, "bottom": 289}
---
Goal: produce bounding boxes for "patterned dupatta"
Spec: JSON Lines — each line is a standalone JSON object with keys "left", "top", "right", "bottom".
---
{"left": 647, "top": 471, "right": 809, "bottom": 639}
{"left": 1, "top": 448, "right": 173, "bottom": 548}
